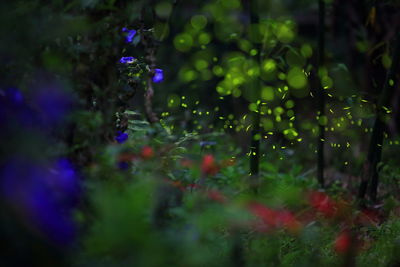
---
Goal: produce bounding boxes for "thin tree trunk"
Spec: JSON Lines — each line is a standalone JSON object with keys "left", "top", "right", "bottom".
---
{"left": 358, "top": 31, "right": 400, "bottom": 204}
{"left": 248, "top": 0, "right": 261, "bottom": 193}
{"left": 140, "top": 4, "right": 159, "bottom": 124}
{"left": 317, "top": 0, "right": 326, "bottom": 188}
{"left": 231, "top": 231, "right": 245, "bottom": 267}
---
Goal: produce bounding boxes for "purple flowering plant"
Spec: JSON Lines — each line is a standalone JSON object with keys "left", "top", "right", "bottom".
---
{"left": 119, "top": 57, "right": 136, "bottom": 64}
{"left": 122, "top": 27, "right": 137, "bottom": 43}
{"left": 4, "top": 87, "right": 24, "bottom": 105}
{"left": 115, "top": 131, "right": 128, "bottom": 144}
{"left": 0, "top": 158, "right": 80, "bottom": 246}
{"left": 152, "top": 68, "right": 164, "bottom": 83}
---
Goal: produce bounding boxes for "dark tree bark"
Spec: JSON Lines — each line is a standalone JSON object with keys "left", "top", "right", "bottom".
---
{"left": 358, "top": 31, "right": 400, "bottom": 204}
{"left": 231, "top": 231, "right": 245, "bottom": 267}
{"left": 317, "top": 0, "right": 326, "bottom": 188}
{"left": 248, "top": 0, "right": 261, "bottom": 193}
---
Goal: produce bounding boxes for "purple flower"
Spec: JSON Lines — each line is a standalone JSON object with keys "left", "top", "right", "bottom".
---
{"left": 119, "top": 57, "right": 136, "bottom": 64}
{"left": 0, "top": 158, "right": 80, "bottom": 246}
{"left": 152, "top": 68, "right": 164, "bottom": 83}
{"left": 200, "top": 141, "right": 217, "bottom": 147}
{"left": 122, "top": 27, "right": 137, "bottom": 43}
{"left": 0, "top": 87, "right": 38, "bottom": 128}
{"left": 52, "top": 158, "right": 80, "bottom": 201}
{"left": 115, "top": 131, "right": 128, "bottom": 144}
{"left": 29, "top": 81, "right": 75, "bottom": 127}
{"left": 4, "top": 87, "right": 24, "bottom": 105}
{"left": 118, "top": 161, "right": 130, "bottom": 170}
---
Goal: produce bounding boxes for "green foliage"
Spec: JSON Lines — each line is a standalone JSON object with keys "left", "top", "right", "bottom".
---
{"left": 357, "top": 218, "right": 400, "bottom": 266}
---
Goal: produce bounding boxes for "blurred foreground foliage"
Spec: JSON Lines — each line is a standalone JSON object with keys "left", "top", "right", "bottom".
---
{"left": 72, "top": 121, "right": 400, "bottom": 267}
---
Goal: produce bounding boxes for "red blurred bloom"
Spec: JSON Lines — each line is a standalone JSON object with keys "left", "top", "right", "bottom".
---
{"left": 309, "top": 191, "right": 337, "bottom": 218}
{"left": 248, "top": 202, "right": 279, "bottom": 227}
{"left": 248, "top": 203, "right": 301, "bottom": 233}
{"left": 118, "top": 152, "right": 137, "bottom": 162}
{"left": 141, "top": 146, "right": 154, "bottom": 159}
{"left": 201, "top": 154, "right": 219, "bottom": 176}
{"left": 276, "top": 210, "right": 302, "bottom": 233}
{"left": 334, "top": 231, "right": 351, "bottom": 254}
{"left": 207, "top": 190, "right": 227, "bottom": 203}
{"left": 355, "top": 208, "right": 380, "bottom": 226}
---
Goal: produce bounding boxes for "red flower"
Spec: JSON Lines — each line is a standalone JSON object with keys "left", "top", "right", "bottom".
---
{"left": 207, "top": 190, "right": 227, "bottom": 203}
{"left": 248, "top": 203, "right": 302, "bottom": 234}
{"left": 248, "top": 202, "right": 279, "bottom": 227}
{"left": 276, "top": 210, "right": 302, "bottom": 233}
{"left": 201, "top": 154, "right": 219, "bottom": 176}
{"left": 309, "top": 191, "right": 337, "bottom": 218}
{"left": 355, "top": 208, "right": 380, "bottom": 226}
{"left": 141, "top": 146, "right": 154, "bottom": 159}
{"left": 334, "top": 231, "right": 351, "bottom": 254}
{"left": 118, "top": 152, "right": 137, "bottom": 162}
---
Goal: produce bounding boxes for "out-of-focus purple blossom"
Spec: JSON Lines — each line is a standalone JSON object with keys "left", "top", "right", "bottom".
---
{"left": 119, "top": 57, "right": 136, "bottom": 64}
{"left": 118, "top": 161, "right": 130, "bottom": 170}
{"left": 200, "top": 141, "right": 217, "bottom": 147}
{"left": 115, "top": 131, "right": 128, "bottom": 144}
{"left": 51, "top": 158, "right": 80, "bottom": 203}
{"left": 26, "top": 186, "right": 76, "bottom": 246}
{"left": 152, "top": 68, "right": 164, "bottom": 83}
{"left": 0, "top": 87, "right": 37, "bottom": 128}
{"left": 30, "top": 84, "right": 74, "bottom": 126}
{"left": 4, "top": 87, "right": 24, "bottom": 105}
{"left": 1, "top": 81, "right": 75, "bottom": 130}
{"left": 0, "top": 158, "right": 80, "bottom": 246}
{"left": 122, "top": 27, "right": 137, "bottom": 43}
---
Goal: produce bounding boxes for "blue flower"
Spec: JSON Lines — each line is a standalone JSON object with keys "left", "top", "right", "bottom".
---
{"left": 32, "top": 85, "right": 73, "bottom": 126}
{"left": 0, "top": 87, "right": 39, "bottom": 129}
{"left": 4, "top": 87, "right": 24, "bottom": 105}
{"left": 0, "top": 158, "right": 80, "bottom": 246}
{"left": 200, "top": 141, "right": 217, "bottom": 147}
{"left": 115, "top": 131, "right": 128, "bottom": 144}
{"left": 118, "top": 161, "right": 130, "bottom": 170}
{"left": 122, "top": 27, "right": 137, "bottom": 43}
{"left": 119, "top": 57, "right": 136, "bottom": 64}
{"left": 53, "top": 158, "right": 80, "bottom": 202}
{"left": 152, "top": 68, "right": 164, "bottom": 83}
